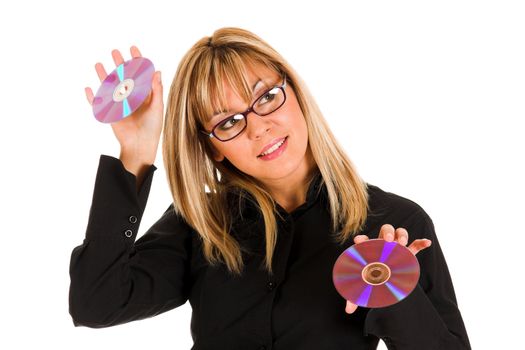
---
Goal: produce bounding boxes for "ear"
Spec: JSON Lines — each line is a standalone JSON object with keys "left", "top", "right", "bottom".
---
{"left": 210, "top": 144, "right": 224, "bottom": 162}
{"left": 213, "top": 153, "right": 225, "bottom": 162}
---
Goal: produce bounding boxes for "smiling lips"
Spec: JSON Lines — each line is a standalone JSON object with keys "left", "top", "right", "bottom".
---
{"left": 258, "top": 136, "right": 288, "bottom": 157}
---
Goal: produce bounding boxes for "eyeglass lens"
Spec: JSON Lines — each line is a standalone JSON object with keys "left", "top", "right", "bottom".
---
{"left": 214, "top": 86, "right": 285, "bottom": 141}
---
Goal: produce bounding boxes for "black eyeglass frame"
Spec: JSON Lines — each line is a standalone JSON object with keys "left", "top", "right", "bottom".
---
{"left": 199, "top": 75, "right": 288, "bottom": 142}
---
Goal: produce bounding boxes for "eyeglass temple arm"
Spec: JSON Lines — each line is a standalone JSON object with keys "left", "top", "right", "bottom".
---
{"left": 199, "top": 129, "right": 214, "bottom": 138}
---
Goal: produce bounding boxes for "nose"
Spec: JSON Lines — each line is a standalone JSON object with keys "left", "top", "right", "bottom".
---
{"left": 245, "top": 113, "right": 272, "bottom": 140}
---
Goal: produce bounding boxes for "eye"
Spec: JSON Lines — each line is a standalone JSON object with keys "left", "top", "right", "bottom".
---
{"left": 218, "top": 114, "right": 244, "bottom": 130}
{"left": 258, "top": 87, "right": 279, "bottom": 105}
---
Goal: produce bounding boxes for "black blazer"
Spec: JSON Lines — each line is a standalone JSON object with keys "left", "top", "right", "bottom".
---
{"left": 69, "top": 155, "right": 471, "bottom": 350}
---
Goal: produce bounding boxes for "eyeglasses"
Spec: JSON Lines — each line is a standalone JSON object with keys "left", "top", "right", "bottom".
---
{"left": 200, "top": 75, "right": 287, "bottom": 142}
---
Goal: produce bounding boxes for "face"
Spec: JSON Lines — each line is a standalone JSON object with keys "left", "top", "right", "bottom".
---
{"left": 203, "top": 64, "right": 313, "bottom": 186}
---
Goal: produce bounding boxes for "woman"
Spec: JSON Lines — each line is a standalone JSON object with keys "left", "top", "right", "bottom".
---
{"left": 69, "top": 27, "right": 471, "bottom": 349}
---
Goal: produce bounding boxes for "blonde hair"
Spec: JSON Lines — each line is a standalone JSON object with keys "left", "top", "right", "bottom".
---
{"left": 163, "top": 27, "right": 369, "bottom": 276}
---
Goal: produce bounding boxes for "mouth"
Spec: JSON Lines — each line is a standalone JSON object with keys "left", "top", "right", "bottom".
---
{"left": 257, "top": 136, "right": 288, "bottom": 158}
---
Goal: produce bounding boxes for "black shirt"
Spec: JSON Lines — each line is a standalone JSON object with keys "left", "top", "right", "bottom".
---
{"left": 69, "top": 155, "right": 471, "bottom": 350}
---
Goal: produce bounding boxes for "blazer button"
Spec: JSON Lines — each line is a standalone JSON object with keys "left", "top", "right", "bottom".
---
{"left": 124, "top": 229, "right": 133, "bottom": 238}
{"left": 267, "top": 282, "right": 275, "bottom": 291}
{"left": 129, "top": 215, "right": 138, "bottom": 223}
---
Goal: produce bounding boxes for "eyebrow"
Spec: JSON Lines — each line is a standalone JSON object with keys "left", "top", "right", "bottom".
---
{"left": 211, "top": 79, "right": 265, "bottom": 118}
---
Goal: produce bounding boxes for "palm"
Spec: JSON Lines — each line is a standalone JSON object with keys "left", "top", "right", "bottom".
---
{"left": 109, "top": 90, "right": 162, "bottom": 150}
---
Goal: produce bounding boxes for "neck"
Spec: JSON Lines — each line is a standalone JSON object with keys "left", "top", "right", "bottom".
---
{"left": 264, "top": 147, "right": 318, "bottom": 213}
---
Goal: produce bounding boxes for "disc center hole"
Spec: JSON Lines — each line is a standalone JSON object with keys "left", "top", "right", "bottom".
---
{"left": 113, "top": 79, "right": 135, "bottom": 102}
{"left": 362, "top": 262, "right": 391, "bottom": 286}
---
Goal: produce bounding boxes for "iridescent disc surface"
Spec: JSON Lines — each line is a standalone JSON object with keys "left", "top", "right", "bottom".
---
{"left": 332, "top": 239, "right": 420, "bottom": 308}
{"left": 92, "top": 57, "right": 155, "bottom": 123}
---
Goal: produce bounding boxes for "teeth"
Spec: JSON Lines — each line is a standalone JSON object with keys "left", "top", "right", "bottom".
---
{"left": 260, "top": 138, "right": 286, "bottom": 156}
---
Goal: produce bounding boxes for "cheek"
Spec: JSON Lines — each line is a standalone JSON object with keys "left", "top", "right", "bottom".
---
{"left": 288, "top": 108, "right": 308, "bottom": 141}
{"left": 212, "top": 140, "right": 249, "bottom": 162}
{"left": 286, "top": 93, "right": 307, "bottom": 131}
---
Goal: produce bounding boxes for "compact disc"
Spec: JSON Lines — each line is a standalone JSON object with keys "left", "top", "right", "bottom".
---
{"left": 92, "top": 57, "right": 155, "bottom": 123}
{"left": 332, "top": 239, "right": 420, "bottom": 308}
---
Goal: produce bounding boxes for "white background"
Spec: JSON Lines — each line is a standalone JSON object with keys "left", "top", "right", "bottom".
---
{"left": 1, "top": 0, "right": 523, "bottom": 349}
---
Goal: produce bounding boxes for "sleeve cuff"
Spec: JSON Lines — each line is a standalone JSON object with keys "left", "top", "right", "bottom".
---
{"left": 85, "top": 154, "right": 157, "bottom": 241}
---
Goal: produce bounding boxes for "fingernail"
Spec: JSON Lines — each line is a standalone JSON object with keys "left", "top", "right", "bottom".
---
{"left": 387, "top": 233, "right": 393, "bottom": 241}
{"left": 158, "top": 71, "right": 162, "bottom": 81}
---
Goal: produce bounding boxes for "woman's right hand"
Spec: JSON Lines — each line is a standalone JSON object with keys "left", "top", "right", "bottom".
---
{"left": 85, "top": 46, "right": 164, "bottom": 166}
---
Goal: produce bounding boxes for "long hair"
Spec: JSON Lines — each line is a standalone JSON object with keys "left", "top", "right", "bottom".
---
{"left": 162, "top": 27, "right": 369, "bottom": 275}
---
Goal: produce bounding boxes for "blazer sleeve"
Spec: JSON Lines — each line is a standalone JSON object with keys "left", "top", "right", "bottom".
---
{"left": 363, "top": 208, "right": 471, "bottom": 350}
{"left": 68, "top": 155, "right": 193, "bottom": 328}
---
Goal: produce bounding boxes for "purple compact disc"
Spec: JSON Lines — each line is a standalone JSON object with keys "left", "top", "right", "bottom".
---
{"left": 92, "top": 57, "right": 155, "bottom": 123}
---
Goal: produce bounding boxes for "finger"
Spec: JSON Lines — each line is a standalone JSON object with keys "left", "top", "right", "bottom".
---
{"left": 345, "top": 300, "right": 358, "bottom": 314}
{"left": 353, "top": 234, "right": 369, "bottom": 245}
{"left": 111, "top": 49, "right": 125, "bottom": 67}
{"left": 95, "top": 62, "right": 108, "bottom": 82}
{"left": 379, "top": 224, "right": 395, "bottom": 241}
{"left": 395, "top": 227, "right": 409, "bottom": 246}
{"left": 130, "top": 45, "right": 142, "bottom": 58}
{"left": 407, "top": 239, "right": 432, "bottom": 255}
{"left": 85, "top": 87, "right": 94, "bottom": 105}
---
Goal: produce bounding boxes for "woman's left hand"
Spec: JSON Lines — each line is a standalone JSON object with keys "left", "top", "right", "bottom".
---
{"left": 344, "top": 224, "right": 432, "bottom": 314}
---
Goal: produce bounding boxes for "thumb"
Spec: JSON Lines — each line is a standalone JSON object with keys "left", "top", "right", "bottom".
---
{"left": 345, "top": 300, "right": 358, "bottom": 314}
{"left": 153, "top": 71, "right": 162, "bottom": 91}
{"left": 151, "top": 71, "right": 163, "bottom": 106}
